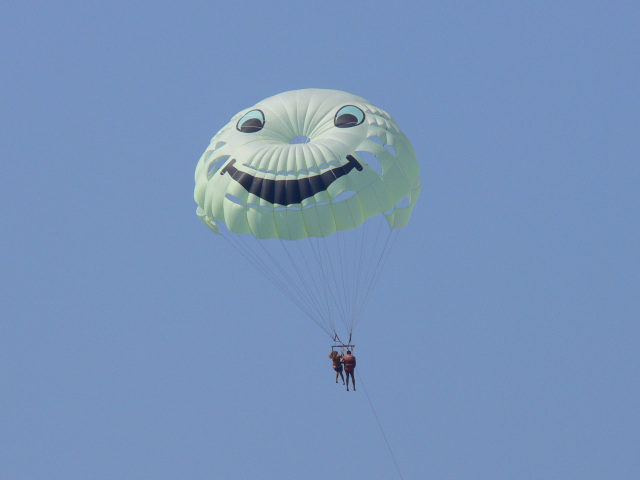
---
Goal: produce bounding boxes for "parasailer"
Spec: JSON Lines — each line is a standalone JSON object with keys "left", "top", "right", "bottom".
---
{"left": 343, "top": 350, "right": 357, "bottom": 391}
{"left": 194, "top": 89, "right": 420, "bottom": 353}
{"left": 329, "top": 350, "right": 345, "bottom": 385}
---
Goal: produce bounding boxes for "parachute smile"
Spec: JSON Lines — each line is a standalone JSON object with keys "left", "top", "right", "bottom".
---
{"left": 220, "top": 154, "right": 363, "bottom": 206}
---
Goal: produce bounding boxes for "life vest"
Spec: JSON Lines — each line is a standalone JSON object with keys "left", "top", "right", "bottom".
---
{"left": 343, "top": 354, "right": 356, "bottom": 372}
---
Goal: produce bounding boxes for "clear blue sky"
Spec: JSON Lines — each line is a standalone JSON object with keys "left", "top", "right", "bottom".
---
{"left": 2, "top": 2, "right": 639, "bottom": 479}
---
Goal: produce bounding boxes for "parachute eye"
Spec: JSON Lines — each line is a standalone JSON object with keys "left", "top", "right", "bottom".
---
{"left": 236, "top": 109, "right": 265, "bottom": 133}
{"left": 334, "top": 105, "right": 365, "bottom": 128}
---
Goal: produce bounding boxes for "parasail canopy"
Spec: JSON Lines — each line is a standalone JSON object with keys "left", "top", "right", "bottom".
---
{"left": 194, "top": 89, "right": 421, "bottom": 342}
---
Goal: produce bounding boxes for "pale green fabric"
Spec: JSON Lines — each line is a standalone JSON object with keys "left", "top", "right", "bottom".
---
{"left": 194, "top": 89, "right": 421, "bottom": 240}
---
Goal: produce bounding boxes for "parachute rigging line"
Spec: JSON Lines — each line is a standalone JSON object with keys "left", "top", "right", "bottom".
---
{"left": 219, "top": 228, "right": 335, "bottom": 338}
{"left": 352, "top": 226, "right": 400, "bottom": 333}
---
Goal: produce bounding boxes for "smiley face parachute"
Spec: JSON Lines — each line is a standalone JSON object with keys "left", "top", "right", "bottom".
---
{"left": 194, "top": 89, "right": 420, "bottom": 343}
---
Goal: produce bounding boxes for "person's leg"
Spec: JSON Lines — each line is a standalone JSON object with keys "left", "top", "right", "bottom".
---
{"left": 339, "top": 371, "right": 345, "bottom": 385}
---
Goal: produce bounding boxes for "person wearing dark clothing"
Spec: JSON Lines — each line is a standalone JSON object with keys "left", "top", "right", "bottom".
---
{"left": 343, "top": 350, "right": 356, "bottom": 391}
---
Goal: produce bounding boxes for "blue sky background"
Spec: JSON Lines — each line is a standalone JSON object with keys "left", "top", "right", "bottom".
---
{"left": 2, "top": 2, "right": 639, "bottom": 479}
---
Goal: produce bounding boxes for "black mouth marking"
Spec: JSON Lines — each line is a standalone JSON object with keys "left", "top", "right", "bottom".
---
{"left": 220, "top": 155, "right": 363, "bottom": 206}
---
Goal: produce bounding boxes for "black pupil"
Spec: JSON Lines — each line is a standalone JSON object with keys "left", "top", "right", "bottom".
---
{"left": 335, "top": 113, "right": 359, "bottom": 128}
{"left": 240, "top": 118, "right": 264, "bottom": 133}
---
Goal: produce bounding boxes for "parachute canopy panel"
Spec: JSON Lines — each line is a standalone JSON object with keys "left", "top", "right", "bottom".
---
{"left": 194, "top": 89, "right": 421, "bottom": 341}
{"left": 194, "top": 89, "right": 421, "bottom": 240}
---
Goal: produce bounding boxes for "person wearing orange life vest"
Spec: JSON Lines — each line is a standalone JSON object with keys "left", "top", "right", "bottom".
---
{"left": 343, "top": 350, "right": 356, "bottom": 391}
